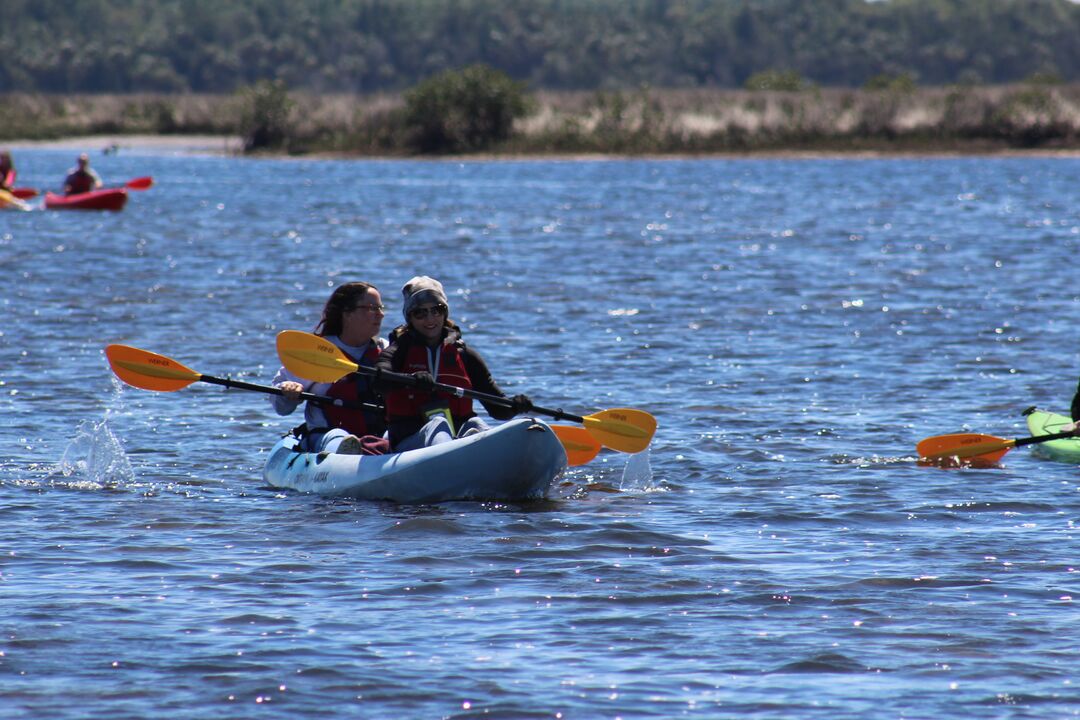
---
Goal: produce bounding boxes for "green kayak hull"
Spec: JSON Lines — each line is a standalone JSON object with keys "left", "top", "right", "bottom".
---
{"left": 1023, "top": 409, "right": 1080, "bottom": 463}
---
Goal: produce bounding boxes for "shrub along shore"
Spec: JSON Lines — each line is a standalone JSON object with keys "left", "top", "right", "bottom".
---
{"left": 5, "top": 78, "right": 1080, "bottom": 157}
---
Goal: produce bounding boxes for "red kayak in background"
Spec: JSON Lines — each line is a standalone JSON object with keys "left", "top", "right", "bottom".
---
{"left": 41, "top": 177, "right": 152, "bottom": 211}
{"left": 45, "top": 187, "right": 129, "bottom": 211}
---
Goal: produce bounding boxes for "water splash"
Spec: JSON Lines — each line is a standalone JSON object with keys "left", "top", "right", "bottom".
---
{"left": 53, "top": 418, "right": 135, "bottom": 488}
{"left": 619, "top": 448, "right": 657, "bottom": 491}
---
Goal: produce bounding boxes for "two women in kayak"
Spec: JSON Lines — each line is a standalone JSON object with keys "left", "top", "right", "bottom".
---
{"left": 270, "top": 277, "right": 532, "bottom": 453}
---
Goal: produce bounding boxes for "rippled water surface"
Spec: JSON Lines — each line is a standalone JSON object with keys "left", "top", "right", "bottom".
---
{"left": 2, "top": 148, "right": 1078, "bottom": 718}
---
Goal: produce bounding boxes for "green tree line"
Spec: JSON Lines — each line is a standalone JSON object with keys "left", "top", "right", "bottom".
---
{"left": 2, "top": 0, "right": 1079, "bottom": 94}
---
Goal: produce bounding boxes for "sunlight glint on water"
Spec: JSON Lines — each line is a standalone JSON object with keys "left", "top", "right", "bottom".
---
{"left": 0, "top": 149, "right": 1077, "bottom": 719}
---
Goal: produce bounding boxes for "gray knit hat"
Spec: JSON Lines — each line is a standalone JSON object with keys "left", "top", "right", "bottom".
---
{"left": 401, "top": 275, "right": 449, "bottom": 319}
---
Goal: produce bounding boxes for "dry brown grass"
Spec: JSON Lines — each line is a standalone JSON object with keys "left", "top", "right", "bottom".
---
{"left": 5, "top": 84, "right": 1080, "bottom": 154}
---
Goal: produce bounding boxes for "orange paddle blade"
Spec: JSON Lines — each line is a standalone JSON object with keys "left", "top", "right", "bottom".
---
{"left": 125, "top": 176, "right": 154, "bottom": 190}
{"left": 916, "top": 433, "right": 1014, "bottom": 463}
{"left": 551, "top": 425, "right": 601, "bottom": 466}
{"left": 105, "top": 344, "right": 200, "bottom": 391}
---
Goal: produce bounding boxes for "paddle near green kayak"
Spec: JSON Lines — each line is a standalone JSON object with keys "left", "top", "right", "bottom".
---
{"left": 263, "top": 418, "right": 568, "bottom": 503}
{"left": 1023, "top": 408, "right": 1080, "bottom": 463}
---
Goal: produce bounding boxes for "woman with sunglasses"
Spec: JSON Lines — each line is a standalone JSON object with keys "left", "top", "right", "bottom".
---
{"left": 375, "top": 275, "right": 533, "bottom": 452}
{"left": 270, "top": 281, "right": 389, "bottom": 454}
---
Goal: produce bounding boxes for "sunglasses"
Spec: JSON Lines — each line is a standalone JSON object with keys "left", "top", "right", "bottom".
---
{"left": 350, "top": 304, "right": 386, "bottom": 314}
{"left": 410, "top": 304, "right": 447, "bottom": 320}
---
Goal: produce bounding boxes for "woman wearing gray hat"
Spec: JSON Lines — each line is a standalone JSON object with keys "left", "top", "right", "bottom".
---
{"left": 375, "top": 275, "right": 533, "bottom": 451}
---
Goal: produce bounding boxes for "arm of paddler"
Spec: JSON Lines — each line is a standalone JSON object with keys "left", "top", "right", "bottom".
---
{"left": 462, "top": 347, "right": 531, "bottom": 421}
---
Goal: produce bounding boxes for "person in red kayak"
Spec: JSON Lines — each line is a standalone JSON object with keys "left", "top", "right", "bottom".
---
{"left": 0, "top": 150, "right": 14, "bottom": 191}
{"left": 374, "top": 275, "right": 533, "bottom": 452}
{"left": 63, "top": 153, "right": 103, "bottom": 195}
{"left": 270, "top": 281, "right": 389, "bottom": 455}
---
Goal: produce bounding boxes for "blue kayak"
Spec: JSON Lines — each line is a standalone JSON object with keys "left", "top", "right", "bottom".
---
{"left": 263, "top": 418, "right": 567, "bottom": 503}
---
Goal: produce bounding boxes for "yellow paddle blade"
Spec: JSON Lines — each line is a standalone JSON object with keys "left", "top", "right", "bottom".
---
{"left": 276, "top": 330, "right": 357, "bottom": 382}
{"left": 0, "top": 188, "right": 31, "bottom": 211}
{"left": 582, "top": 408, "right": 657, "bottom": 454}
{"left": 105, "top": 345, "right": 200, "bottom": 391}
{"left": 551, "top": 425, "right": 601, "bottom": 466}
{"left": 916, "top": 433, "right": 1014, "bottom": 463}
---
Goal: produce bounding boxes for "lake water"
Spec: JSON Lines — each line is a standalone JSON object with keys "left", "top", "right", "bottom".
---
{"left": 2, "top": 146, "right": 1078, "bottom": 718}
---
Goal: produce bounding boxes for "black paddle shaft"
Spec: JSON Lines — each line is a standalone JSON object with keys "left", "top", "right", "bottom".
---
{"left": 1014, "top": 430, "right": 1078, "bottom": 447}
{"left": 198, "top": 374, "right": 383, "bottom": 412}
{"left": 359, "top": 366, "right": 585, "bottom": 423}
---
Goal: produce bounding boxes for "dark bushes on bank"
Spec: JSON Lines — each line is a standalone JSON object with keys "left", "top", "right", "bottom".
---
{"left": 403, "top": 65, "right": 528, "bottom": 153}
{"left": 238, "top": 80, "right": 295, "bottom": 152}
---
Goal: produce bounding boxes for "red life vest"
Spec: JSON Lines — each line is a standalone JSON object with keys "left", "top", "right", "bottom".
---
{"left": 322, "top": 341, "right": 384, "bottom": 436}
{"left": 385, "top": 338, "right": 474, "bottom": 424}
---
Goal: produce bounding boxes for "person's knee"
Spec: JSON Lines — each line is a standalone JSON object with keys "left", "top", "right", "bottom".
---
{"left": 458, "top": 417, "right": 489, "bottom": 437}
{"left": 424, "top": 417, "right": 454, "bottom": 445}
{"left": 318, "top": 428, "right": 351, "bottom": 453}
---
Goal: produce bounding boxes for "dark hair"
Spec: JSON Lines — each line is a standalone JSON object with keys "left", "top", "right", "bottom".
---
{"left": 315, "top": 281, "right": 377, "bottom": 337}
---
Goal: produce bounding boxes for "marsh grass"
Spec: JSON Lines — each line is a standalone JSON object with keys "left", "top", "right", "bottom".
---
{"left": 4, "top": 84, "right": 1080, "bottom": 154}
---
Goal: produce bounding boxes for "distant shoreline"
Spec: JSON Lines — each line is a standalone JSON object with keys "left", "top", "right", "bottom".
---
{"left": 5, "top": 85, "right": 1080, "bottom": 159}
{"left": 8, "top": 133, "right": 1080, "bottom": 162}
{"left": 6, "top": 134, "right": 244, "bottom": 156}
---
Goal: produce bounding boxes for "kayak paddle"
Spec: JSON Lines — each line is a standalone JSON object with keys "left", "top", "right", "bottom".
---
{"left": 276, "top": 330, "right": 657, "bottom": 454}
{"left": 105, "top": 344, "right": 382, "bottom": 412}
{"left": 916, "top": 429, "right": 1078, "bottom": 464}
{"left": 125, "top": 176, "right": 154, "bottom": 191}
{"left": 12, "top": 187, "right": 38, "bottom": 200}
{"left": 0, "top": 188, "right": 32, "bottom": 211}
{"left": 550, "top": 425, "right": 602, "bottom": 466}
